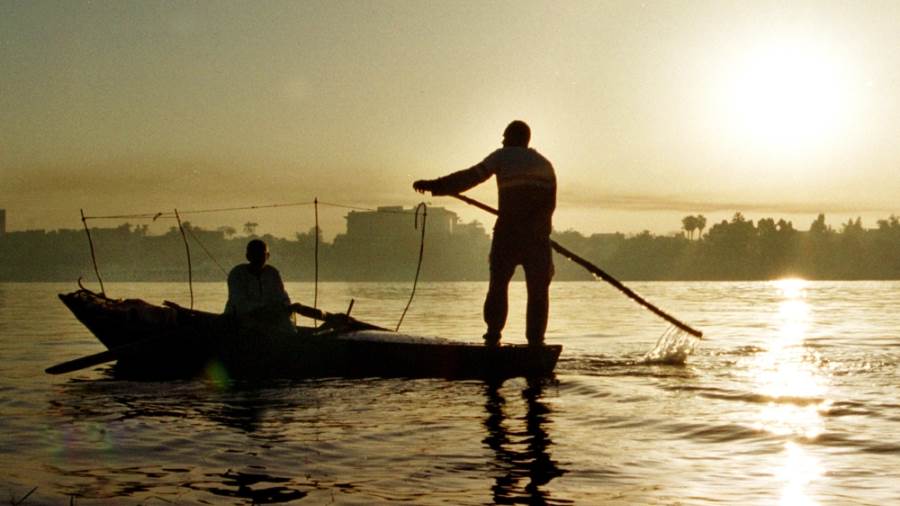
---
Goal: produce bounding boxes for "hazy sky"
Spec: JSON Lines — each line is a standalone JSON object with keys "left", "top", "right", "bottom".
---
{"left": 2, "top": 0, "right": 899, "bottom": 237}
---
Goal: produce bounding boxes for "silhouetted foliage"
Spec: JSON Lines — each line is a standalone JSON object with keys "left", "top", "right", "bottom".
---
{"left": 242, "top": 222, "right": 259, "bottom": 236}
{"left": 682, "top": 215, "right": 698, "bottom": 240}
{"left": 2, "top": 213, "right": 900, "bottom": 281}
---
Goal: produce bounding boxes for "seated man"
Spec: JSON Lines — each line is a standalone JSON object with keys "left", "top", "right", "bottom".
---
{"left": 225, "top": 239, "right": 296, "bottom": 334}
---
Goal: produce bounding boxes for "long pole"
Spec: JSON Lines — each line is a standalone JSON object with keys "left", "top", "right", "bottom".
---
{"left": 451, "top": 193, "right": 702, "bottom": 338}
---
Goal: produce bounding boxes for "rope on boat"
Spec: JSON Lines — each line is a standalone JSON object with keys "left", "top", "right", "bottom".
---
{"left": 396, "top": 202, "right": 427, "bottom": 332}
{"left": 76, "top": 199, "right": 436, "bottom": 324}
{"left": 174, "top": 209, "right": 194, "bottom": 310}
{"left": 81, "top": 200, "right": 423, "bottom": 221}
{"left": 80, "top": 209, "right": 106, "bottom": 296}
{"left": 81, "top": 201, "right": 314, "bottom": 220}
{"left": 182, "top": 226, "right": 229, "bottom": 275}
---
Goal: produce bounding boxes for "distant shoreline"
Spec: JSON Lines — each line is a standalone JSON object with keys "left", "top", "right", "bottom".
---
{"left": 2, "top": 211, "right": 899, "bottom": 282}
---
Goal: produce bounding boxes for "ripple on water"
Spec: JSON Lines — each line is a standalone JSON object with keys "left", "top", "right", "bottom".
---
{"left": 4, "top": 281, "right": 900, "bottom": 504}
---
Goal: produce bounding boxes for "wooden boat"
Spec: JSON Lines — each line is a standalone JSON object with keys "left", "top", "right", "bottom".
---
{"left": 54, "top": 288, "right": 562, "bottom": 380}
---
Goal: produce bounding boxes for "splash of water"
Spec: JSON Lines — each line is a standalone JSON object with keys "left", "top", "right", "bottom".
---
{"left": 642, "top": 326, "right": 700, "bottom": 365}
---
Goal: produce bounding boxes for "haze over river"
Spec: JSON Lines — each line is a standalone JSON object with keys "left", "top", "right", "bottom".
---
{"left": 1, "top": 280, "right": 898, "bottom": 505}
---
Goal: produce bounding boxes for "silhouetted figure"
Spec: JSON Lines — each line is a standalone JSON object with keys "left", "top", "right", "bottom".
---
{"left": 483, "top": 379, "right": 565, "bottom": 503}
{"left": 414, "top": 120, "right": 556, "bottom": 345}
{"left": 225, "top": 239, "right": 297, "bottom": 334}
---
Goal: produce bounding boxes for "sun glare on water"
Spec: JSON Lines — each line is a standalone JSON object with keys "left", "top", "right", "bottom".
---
{"left": 749, "top": 278, "right": 829, "bottom": 505}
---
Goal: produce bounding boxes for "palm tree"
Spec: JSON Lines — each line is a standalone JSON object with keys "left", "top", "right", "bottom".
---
{"left": 696, "top": 215, "right": 707, "bottom": 239}
{"left": 682, "top": 215, "right": 698, "bottom": 240}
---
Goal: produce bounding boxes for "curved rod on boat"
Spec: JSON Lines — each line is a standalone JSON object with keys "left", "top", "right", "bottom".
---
{"left": 80, "top": 209, "right": 106, "bottom": 296}
{"left": 396, "top": 202, "right": 427, "bottom": 332}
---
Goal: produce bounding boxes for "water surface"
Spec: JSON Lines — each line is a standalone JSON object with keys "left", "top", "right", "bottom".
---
{"left": 1, "top": 281, "right": 899, "bottom": 504}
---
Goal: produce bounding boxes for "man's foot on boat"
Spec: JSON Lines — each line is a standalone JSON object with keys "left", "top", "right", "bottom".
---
{"left": 483, "top": 332, "right": 501, "bottom": 347}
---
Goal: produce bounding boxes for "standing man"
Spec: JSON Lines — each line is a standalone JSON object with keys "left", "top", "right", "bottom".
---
{"left": 413, "top": 120, "right": 556, "bottom": 346}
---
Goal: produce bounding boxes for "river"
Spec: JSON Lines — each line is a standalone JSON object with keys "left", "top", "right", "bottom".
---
{"left": 1, "top": 280, "right": 898, "bottom": 504}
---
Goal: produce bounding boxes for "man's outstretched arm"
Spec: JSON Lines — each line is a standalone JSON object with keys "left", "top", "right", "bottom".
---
{"left": 414, "top": 162, "right": 493, "bottom": 196}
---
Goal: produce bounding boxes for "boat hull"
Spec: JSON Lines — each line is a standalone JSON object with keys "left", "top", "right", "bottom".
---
{"left": 57, "top": 290, "right": 562, "bottom": 381}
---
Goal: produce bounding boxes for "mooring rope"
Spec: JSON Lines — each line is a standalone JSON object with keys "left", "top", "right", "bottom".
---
{"left": 396, "top": 202, "right": 428, "bottom": 332}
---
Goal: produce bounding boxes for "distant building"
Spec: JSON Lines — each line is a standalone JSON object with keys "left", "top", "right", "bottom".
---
{"left": 331, "top": 204, "right": 492, "bottom": 280}
{"left": 0, "top": 209, "right": 5, "bottom": 237}
{"left": 345, "top": 206, "right": 459, "bottom": 243}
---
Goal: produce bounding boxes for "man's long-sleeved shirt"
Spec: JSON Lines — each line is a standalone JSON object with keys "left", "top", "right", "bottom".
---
{"left": 428, "top": 146, "right": 556, "bottom": 239}
{"left": 225, "top": 264, "right": 291, "bottom": 318}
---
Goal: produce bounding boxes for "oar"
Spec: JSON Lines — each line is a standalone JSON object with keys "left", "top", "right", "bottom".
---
{"left": 45, "top": 337, "right": 158, "bottom": 375}
{"left": 450, "top": 193, "right": 703, "bottom": 338}
{"left": 291, "top": 302, "right": 389, "bottom": 331}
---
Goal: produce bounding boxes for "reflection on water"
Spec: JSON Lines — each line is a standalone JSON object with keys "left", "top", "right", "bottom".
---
{"left": 5, "top": 281, "right": 900, "bottom": 504}
{"left": 778, "top": 441, "right": 822, "bottom": 506}
{"left": 184, "top": 469, "right": 308, "bottom": 503}
{"left": 48, "top": 376, "right": 571, "bottom": 504}
{"left": 483, "top": 379, "right": 566, "bottom": 505}
{"left": 48, "top": 379, "right": 312, "bottom": 502}
{"left": 751, "top": 279, "right": 828, "bottom": 506}
{"left": 201, "top": 383, "right": 269, "bottom": 434}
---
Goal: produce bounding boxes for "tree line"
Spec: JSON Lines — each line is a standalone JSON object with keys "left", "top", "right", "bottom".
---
{"left": 594, "top": 212, "right": 900, "bottom": 280}
{"left": 1, "top": 213, "right": 899, "bottom": 282}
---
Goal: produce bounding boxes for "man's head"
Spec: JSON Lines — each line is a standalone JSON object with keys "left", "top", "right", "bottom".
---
{"left": 502, "top": 120, "right": 531, "bottom": 148}
{"left": 245, "top": 239, "right": 269, "bottom": 270}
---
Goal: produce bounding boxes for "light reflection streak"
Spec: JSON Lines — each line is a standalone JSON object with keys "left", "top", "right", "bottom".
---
{"left": 750, "top": 279, "right": 828, "bottom": 505}
{"left": 779, "top": 441, "right": 822, "bottom": 506}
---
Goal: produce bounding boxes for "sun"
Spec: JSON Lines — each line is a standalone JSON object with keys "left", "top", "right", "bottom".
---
{"left": 717, "top": 37, "right": 853, "bottom": 154}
